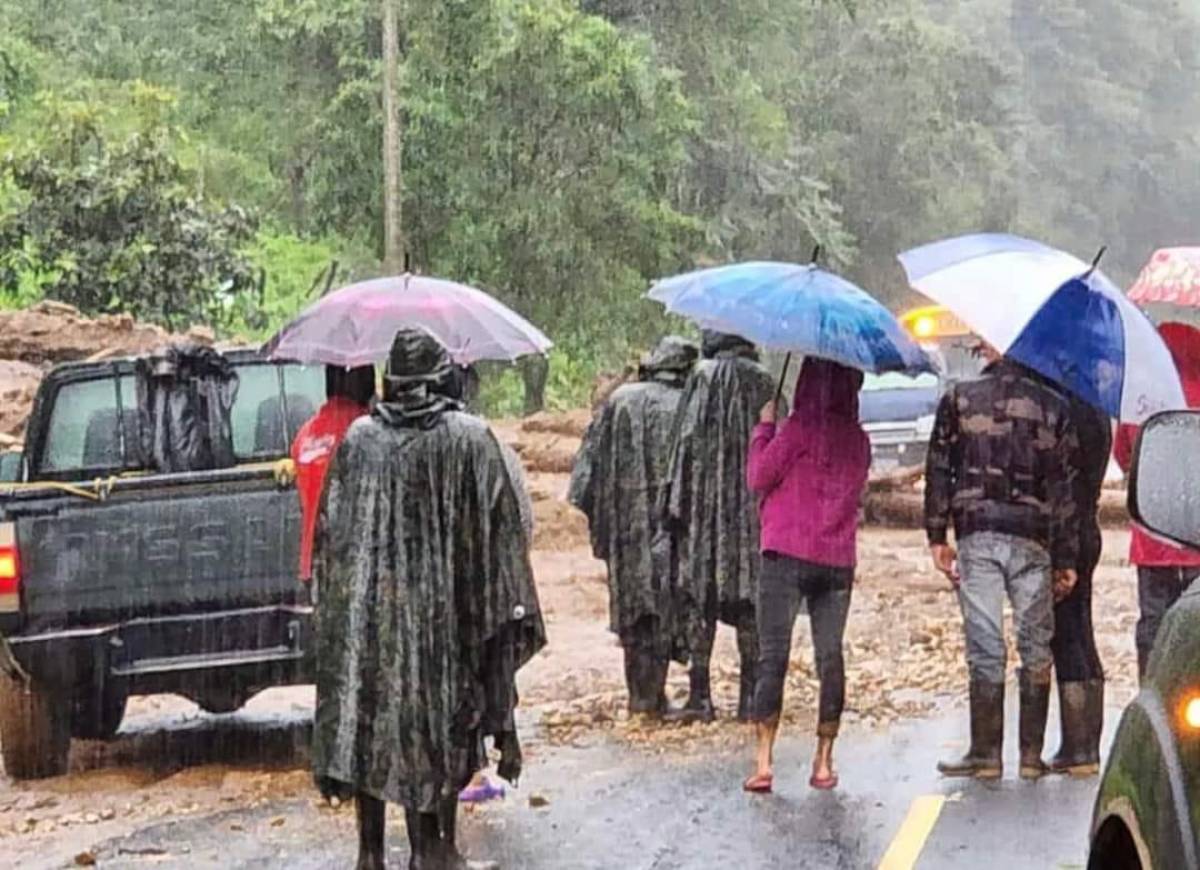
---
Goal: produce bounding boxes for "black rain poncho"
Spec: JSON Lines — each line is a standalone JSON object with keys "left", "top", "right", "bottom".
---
{"left": 661, "top": 332, "right": 776, "bottom": 657}
{"left": 134, "top": 343, "right": 238, "bottom": 472}
{"left": 312, "top": 329, "right": 546, "bottom": 812}
{"left": 568, "top": 337, "right": 698, "bottom": 647}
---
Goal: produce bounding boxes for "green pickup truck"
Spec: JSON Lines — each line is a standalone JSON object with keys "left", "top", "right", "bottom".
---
{"left": 0, "top": 349, "right": 322, "bottom": 779}
{"left": 1091, "top": 411, "right": 1200, "bottom": 869}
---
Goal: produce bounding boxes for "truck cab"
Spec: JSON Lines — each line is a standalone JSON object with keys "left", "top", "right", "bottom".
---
{"left": 0, "top": 349, "right": 326, "bottom": 779}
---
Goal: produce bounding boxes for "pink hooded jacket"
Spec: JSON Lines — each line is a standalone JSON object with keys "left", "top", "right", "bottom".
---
{"left": 747, "top": 358, "right": 870, "bottom": 568}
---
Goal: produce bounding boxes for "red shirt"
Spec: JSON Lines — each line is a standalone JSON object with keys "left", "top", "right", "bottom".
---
{"left": 1113, "top": 322, "right": 1200, "bottom": 567}
{"left": 291, "top": 398, "right": 368, "bottom": 580}
{"left": 1115, "top": 423, "right": 1200, "bottom": 567}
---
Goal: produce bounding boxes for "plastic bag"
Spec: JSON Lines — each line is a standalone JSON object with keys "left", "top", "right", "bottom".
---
{"left": 135, "top": 344, "right": 239, "bottom": 473}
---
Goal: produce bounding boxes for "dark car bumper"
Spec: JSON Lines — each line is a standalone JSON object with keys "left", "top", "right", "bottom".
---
{"left": 4, "top": 604, "right": 313, "bottom": 697}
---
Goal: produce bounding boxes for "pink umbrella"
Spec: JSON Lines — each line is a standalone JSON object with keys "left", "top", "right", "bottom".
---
{"left": 1128, "top": 248, "right": 1200, "bottom": 306}
{"left": 262, "top": 274, "right": 552, "bottom": 366}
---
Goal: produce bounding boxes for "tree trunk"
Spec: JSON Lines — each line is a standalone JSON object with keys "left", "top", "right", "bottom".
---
{"left": 381, "top": 0, "right": 404, "bottom": 273}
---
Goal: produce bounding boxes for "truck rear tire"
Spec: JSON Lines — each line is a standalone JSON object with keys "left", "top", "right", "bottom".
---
{"left": 0, "top": 673, "right": 70, "bottom": 780}
{"left": 194, "top": 689, "right": 250, "bottom": 715}
{"left": 70, "top": 687, "right": 128, "bottom": 740}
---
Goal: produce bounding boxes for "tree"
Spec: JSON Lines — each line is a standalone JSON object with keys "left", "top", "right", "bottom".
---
{"left": 0, "top": 85, "right": 257, "bottom": 327}
{"left": 380, "top": 0, "right": 404, "bottom": 271}
{"left": 400, "top": 0, "right": 701, "bottom": 346}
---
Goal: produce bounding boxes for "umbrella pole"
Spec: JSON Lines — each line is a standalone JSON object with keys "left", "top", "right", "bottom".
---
{"left": 773, "top": 352, "right": 792, "bottom": 415}
{"left": 769, "top": 248, "right": 817, "bottom": 414}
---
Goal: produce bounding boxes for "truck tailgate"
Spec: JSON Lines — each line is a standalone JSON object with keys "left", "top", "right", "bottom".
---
{"left": 13, "top": 476, "right": 304, "bottom": 628}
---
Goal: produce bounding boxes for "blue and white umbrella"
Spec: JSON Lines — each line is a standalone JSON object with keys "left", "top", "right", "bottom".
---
{"left": 898, "top": 233, "right": 1185, "bottom": 422}
{"left": 647, "top": 261, "right": 932, "bottom": 374}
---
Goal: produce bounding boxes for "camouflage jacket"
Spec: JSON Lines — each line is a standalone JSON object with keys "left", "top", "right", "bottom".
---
{"left": 924, "top": 359, "right": 1080, "bottom": 568}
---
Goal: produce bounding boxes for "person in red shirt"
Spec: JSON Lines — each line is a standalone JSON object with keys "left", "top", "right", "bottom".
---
{"left": 1113, "top": 322, "right": 1200, "bottom": 680}
{"left": 292, "top": 365, "right": 376, "bottom": 582}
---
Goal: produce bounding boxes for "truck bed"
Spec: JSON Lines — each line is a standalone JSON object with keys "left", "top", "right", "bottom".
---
{"left": 2, "top": 466, "right": 306, "bottom": 633}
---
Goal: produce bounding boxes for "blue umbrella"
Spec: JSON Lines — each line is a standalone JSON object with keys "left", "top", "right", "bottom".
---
{"left": 898, "top": 233, "right": 1185, "bottom": 422}
{"left": 647, "top": 260, "right": 933, "bottom": 375}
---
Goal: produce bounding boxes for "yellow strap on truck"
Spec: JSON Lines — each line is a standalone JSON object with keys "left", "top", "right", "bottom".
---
{"left": 0, "top": 459, "right": 296, "bottom": 502}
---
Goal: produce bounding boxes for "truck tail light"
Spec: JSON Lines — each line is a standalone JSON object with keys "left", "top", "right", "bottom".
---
{"left": 0, "top": 522, "right": 19, "bottom": 613}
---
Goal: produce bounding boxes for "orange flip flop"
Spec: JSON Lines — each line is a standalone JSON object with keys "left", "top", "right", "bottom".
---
{"left": 743, "top": 772, "right": 774, "bottom": 794}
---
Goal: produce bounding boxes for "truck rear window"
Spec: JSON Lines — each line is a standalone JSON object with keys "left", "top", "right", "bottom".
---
{"left": 37, "top": 360, "right": 327, "bottom": 476}
{"left": 229, "top": 363, "right": 324, "bottom": 460}
{"left": 41, "top": 376, "right": 137, "bottom": 473}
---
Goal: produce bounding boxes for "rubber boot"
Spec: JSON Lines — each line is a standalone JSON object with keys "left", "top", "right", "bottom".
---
{"left": 937, "top": 680, "right": 1003, "bottom": 779}
{"left": 1056, "top": 679, "right": 1104, "bottom": 776}
{"left": 1049, "top": 681, "right": 1101, "bottom": 776}
{"left": 405, "top": 808, "right": 441, "bottom": 870}
{"left": 625, "top": 648, "right": 668, "bottom": 717}
{"left": 357, "top": 794, "right": 387, "bottom": 870}
{"left": 1018, "top": 668, "right": 1052, "bottom": 781}
{"left": 664, "top": 664, "right": 715, "bottom": 724}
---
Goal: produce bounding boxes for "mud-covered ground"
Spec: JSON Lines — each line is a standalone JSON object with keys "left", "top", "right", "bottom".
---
{"left": 0, "top": 415, "right": 1143, "bottom": 867}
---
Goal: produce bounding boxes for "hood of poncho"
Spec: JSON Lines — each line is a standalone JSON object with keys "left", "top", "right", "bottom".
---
{"left": 701, "top": 329, "right": 758, "bottom": 361}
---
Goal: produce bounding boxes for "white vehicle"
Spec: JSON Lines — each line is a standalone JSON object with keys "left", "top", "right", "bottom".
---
{"left": 860, "top": 370, "right": 942, "bottom": 472}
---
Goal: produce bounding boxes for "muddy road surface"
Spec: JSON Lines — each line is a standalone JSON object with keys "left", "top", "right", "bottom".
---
{"left": 0, "top": 442, "right": 1141, "bottom": 867}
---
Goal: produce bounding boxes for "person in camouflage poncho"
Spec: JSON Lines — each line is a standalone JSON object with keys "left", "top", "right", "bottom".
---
{"left": 660, "top": 330, "right": 777, "bottom": 722}
{"left": 569, "top": 336, "right": 699, "bottom": 716}
{"left": 313, "top": 328, "right": 546, "bottom": 870}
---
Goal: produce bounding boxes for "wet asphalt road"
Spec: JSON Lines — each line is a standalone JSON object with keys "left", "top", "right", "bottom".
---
{"left": 54, "top": 700, "right": 1109, "bottom": 870}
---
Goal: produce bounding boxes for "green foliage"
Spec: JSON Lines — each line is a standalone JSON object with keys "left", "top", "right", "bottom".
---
{"left": 2, "top": 0, "right": 1200, "bottom": 398}
{"left": 0, "top": 84, "right": 257, "bottom": 328}
{"left": 230, "top": 228, "right": 379, "bottom": 339}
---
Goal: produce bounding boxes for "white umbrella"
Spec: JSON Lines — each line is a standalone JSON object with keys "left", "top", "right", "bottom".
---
{"left": 898, "top": 233, "right": 1184, "bottom": 422}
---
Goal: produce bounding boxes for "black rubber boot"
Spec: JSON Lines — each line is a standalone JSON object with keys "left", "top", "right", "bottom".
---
{"left": 664, "top": 664, "right": 715, "bottom": 724}
{"left": 1018, "top": 668, "right": 1052, "bottom": 781}
{"left": 937, "top": 680, "right": 1003, "bottom": 779}
{"left": 404, "top": 808, "right": 441, "bottom": 870}
{"left": 1049, "top": 681, "right": 1101, "bottom": 776}
{"left": 625, "top": 648, "right": 668, "bottom": 716}
{"left": 357, "top": 794, "right": 386, "bottom": 870}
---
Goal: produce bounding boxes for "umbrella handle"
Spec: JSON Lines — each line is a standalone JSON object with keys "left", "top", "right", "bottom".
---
{"left": 774, "top": 352, "right": 792, "bottom": 414}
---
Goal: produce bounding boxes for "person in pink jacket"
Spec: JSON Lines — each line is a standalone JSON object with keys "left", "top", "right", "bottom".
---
{"left": 742, "top": 358, "right": 870, "bottom": 793}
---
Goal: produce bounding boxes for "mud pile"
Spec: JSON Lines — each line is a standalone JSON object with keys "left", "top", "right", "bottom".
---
{"left": 0, "top": 361, "right": 41, "bottom": 441}
{"left": 0, "top": 302, "right": 213, "bottom": 439}
{"left": 0, "top": 301, "right": 213, "bottom": 366}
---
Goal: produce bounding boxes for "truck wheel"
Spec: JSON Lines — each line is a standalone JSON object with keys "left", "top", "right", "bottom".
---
{"left": 193, "top": 689, "right": 250, "bottom": 715}
{"left": 0, "top": 673, "right": 70, "bottom": 780}
{"left": 70, "top": 687, "right": 128, "bottom": 740}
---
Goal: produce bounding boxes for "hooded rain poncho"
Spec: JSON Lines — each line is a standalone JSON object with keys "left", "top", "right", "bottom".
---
{"left": 568, "top": 337, "right": 698, "bottom": 646}
{"left": 661, "top": 332, "right": 776, "bottom": 656}
{"left": 312, "top": 329, "right": 546, "bottom": 812}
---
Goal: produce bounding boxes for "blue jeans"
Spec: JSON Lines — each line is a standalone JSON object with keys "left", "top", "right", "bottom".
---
{"left": 957, "top": 532, "right": 1054, "bottom": 685}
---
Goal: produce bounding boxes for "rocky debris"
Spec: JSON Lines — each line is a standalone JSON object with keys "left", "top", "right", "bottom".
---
{"left": 0, "top": 360, "right": 43, "bottom": 439}
{"left": 512, "top": 433, "right": 579, "bottom": 475}
{"left": 0, "top": 301, "right": 213, "bottom": 367}
{"left": 0, "top": 302, "right": 219, "bottom": 439}
{"left": 533, "top": 499, "right": 591, "bottom": 552}
{"left": 521, "top": 410, "right": 592, "bottom": 440}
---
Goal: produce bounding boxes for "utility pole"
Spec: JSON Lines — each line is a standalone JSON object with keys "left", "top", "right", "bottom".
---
{"left": 381, "top": 0, "right": 405, "bottom": 273}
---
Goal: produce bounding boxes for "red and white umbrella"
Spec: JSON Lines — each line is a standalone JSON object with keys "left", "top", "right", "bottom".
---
{"left": 1128, "top": 248, "right": 1200, "bottom": 306}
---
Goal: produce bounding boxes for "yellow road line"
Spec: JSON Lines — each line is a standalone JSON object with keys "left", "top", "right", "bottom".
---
{"left": 878, "top": 795, "right": 947, "bottom": 870}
